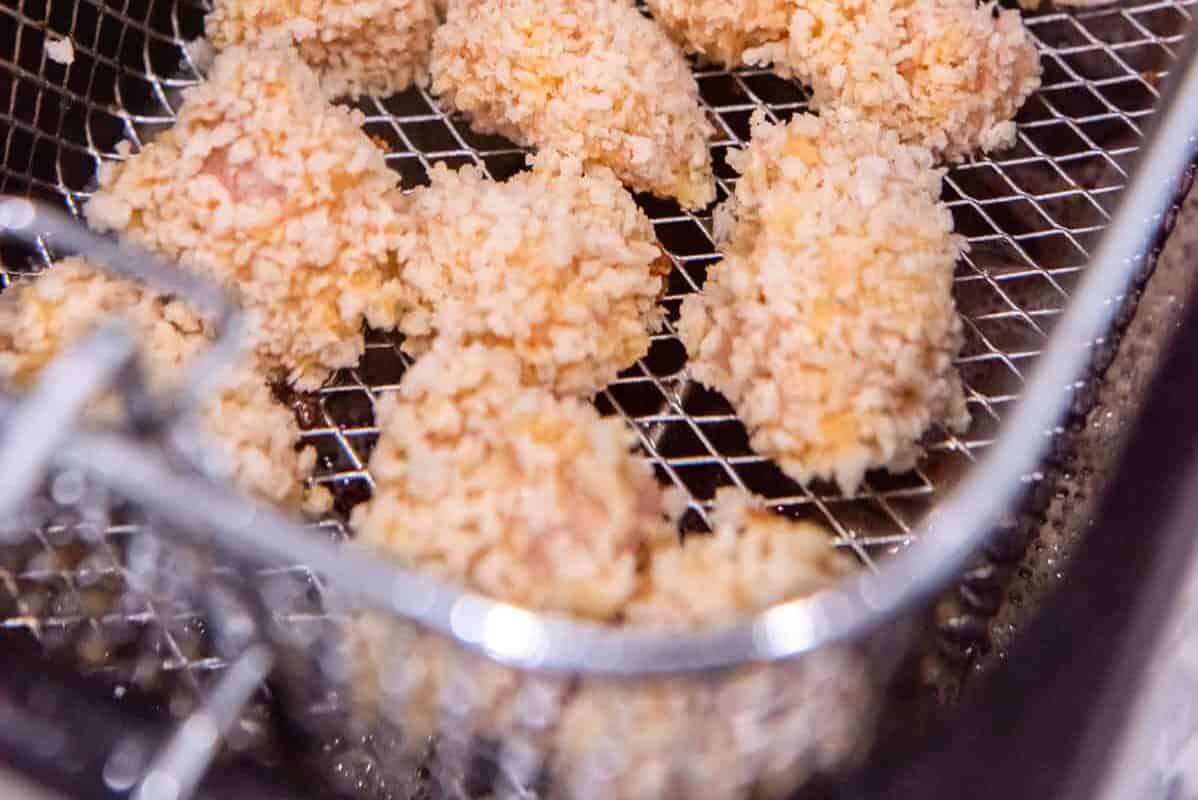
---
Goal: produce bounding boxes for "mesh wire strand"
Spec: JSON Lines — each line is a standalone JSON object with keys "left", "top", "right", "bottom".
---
{"left": 0, "top": 0, "right": 1192, "bottom": 732}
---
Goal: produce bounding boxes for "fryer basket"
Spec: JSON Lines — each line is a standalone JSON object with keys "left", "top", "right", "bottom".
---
{"left": 1, "top": 0, "right": 1197, "bottom": 797}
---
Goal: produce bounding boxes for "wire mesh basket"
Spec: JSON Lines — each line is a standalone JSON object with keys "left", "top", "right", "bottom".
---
{"left": 1, "top": 0, "right": 1197, "bottom": 797}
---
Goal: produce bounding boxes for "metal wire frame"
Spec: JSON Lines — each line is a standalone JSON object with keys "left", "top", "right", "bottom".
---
{"left": 0, "top": 0, "right": 1194, "bottom": 721}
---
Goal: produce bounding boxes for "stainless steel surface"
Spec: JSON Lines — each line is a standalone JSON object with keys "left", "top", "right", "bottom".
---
{"left": 1085, "top": 548, "right": 1198, "bottom": 799}
{"left": 972, "top": 169, "right": 1198, "bottom": 676}
{"left": 1091, "top": 529, "right": 1198, "bottom": 800}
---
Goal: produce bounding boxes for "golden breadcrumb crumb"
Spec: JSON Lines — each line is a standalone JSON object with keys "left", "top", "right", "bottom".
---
{"left": 397, "top": 152, "right": 668, "bottom": 397}
{"left": 648, "top": 0, "right": 1040, "bottom": 159}
{"left": 0, "top": 258, "right": 317, "bottom": 508}
{"left": 205, "top": 0, "right": 438, "bottom": 98}
{"left": 430, "top": 0, "right": 715, "bottom": 208}
{"left": 85, "top": 46, "right": 411, "bottom": 390}
{"left": 351, "top": 342, "right": 670, "bottom": 620}
{"left": 628, "top": 487, "right": 853, "bottom": 626}
{"left": 678, "top": 111, "right": 969, "bottom": 494}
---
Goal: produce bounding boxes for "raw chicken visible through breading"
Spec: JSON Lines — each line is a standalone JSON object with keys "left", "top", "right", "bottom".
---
{"left": 350, "top": 342, "right": 671, "bottom": 621}
{"left": 86, "top": 46, "right": 410, "bottom": 391}
{"left": 628, "top": 487, "right": 853, "bottom": 626}
{"left": 430, "top": 0, "right": 716, "bottom": 209}
{"left": 398, "top": 152, "right": 669, "bottom": 397}
{"left": 205, "top": 0, "right": 438, "bottom": 98}
{"left": 649, "top": 0, "right": 1041, "bottom": 160}
{"left": 0, "top": 258, "right": 318, "bottom": 509}
{"left": 678, "top": 111, "right": 970, "bottom": 494}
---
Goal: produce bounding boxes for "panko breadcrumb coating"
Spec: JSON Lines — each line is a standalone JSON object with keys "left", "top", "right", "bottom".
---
{"left": 350, "top": 342, "right": 670, "bottom": 620}
{"left": 350, "top": 615, "right": 877, "bottom": 800}
{"left": 398, "top": 152, "right": 668, "bottom": 397}
{"left": 85, "top": 46, "right": 410, "bottom": 390}
{"left": 628, "top": 487, "right": 853, "bottom": 626}
{"left": 648, "top": 0, "right": 1040, "bottom": 159}
{"left": 679, "top": 111, "right": 969, "bottom": 494}
{"left": 430, "top": 0, "right": 716, "bottom": 208}
{"left": 205, "top": 0, "right": 438, "bottom": 98}
{"left": 549, "top": 491, "right": 861, "bottom": 799}
{"left": 348, "top": 483, "right": 865, "bottom": 800}
{"left": 750, "top": 0, "right": 1041, "bottom": 159}
{"left": 553, "top": 648, "right": 876, "bottom": 800}
{"left": 348, "top": 613, "right": 571, "bottom": 754}
{"left": 0, "top": 258, "right": 318, "bottom": 508}
{"left": 645, "top": 0, "right": 790, "bottom": 66}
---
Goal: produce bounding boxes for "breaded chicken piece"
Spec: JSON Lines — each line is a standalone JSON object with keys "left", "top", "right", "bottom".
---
{"left": 627, "top": 487, "right": 853, "bottom": 626}
{"left": 86, "top": 46, "right": 410, "bottom": 390}
{"left": 397, "top": 152, "right": 668, "bottom": 397}
{"left": 649, "top": 0, "right": 1040, "bottom": 160}
{"left": 351, "top": 342, "right": 671, "bottom": 620}
{"left": 678, "top": 111, "right": 969, "bottom": 494}
{"left": 755, "top": 0, "right": 1040, "bottom": 159}
{"left": 351, "top": 613, "right": 875, "bottom": 800}
{"left": 645, "top": 0, "right": 791, "bottom": 66}
{"left": 348, "top": 611, "right": 573, "bottom": 760}
{"left": 349, "top": 482, "right": 860, "bottom": 800}
{"left": 205, "top": 0, "right": 438, "bottom": 98}
{"left": 548, "top": 488, "right": 860, "bottom": 800}
{"left": 0, "top": 258, "right": 319, "bottom": 509}
{"left": 430, "top": 0, "right": 716, "bottom": 209}
{"left": 553, "top": 645, "right": 874, "bottom": 800}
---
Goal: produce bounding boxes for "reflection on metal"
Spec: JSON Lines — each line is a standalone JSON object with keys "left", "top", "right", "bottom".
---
{"left": 0, "top": 198, "right": 246, "bottom": 424}
{"left": 0, "top": 324, "right": 135, "bottom": 518}
{"left": 1090, "top": 506, "right": 1198, "bottom": 800}
{"left": 133, "top": 645, "right": 273, "bottom": 800}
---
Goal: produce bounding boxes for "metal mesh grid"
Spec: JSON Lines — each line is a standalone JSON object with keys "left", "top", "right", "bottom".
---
{"left": 0, "top": 0, "right": 1193, "bottom": 753}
